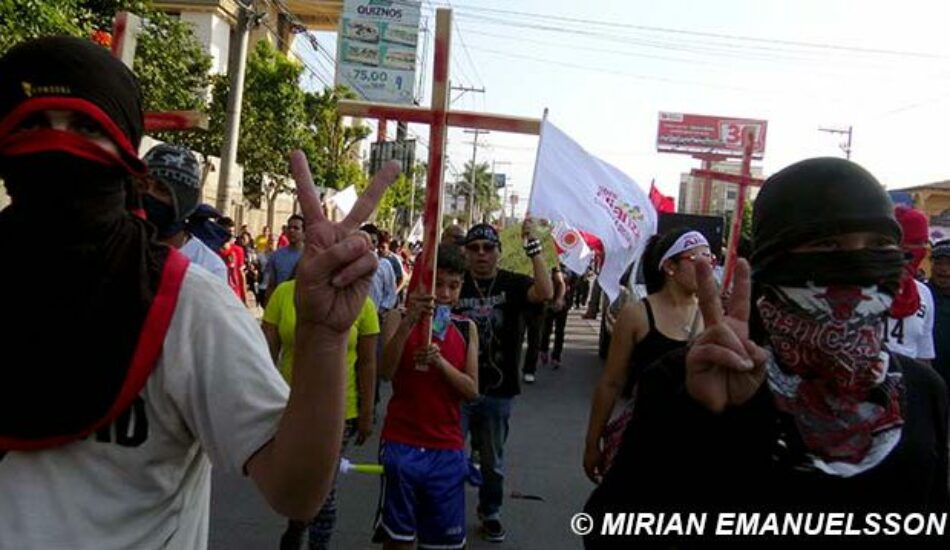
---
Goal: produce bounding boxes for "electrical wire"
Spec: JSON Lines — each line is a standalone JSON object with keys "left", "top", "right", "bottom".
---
{"left": 429, "top": 1, "right": 950, "bottom": 61}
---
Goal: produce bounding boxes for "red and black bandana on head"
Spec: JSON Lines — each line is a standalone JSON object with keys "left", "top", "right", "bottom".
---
{"left": 0, "top": 37, "right": 186, "bottom": 451}
{"left": 0, "top": 37, "right": 145, "bottom": 174}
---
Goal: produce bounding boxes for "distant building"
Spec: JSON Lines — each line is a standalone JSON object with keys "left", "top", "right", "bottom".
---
{"left": 891, "top": 180, "right": 950, "bottom": 243}
{"left": 678, "top": 160, "right": 764, "bottom": 223}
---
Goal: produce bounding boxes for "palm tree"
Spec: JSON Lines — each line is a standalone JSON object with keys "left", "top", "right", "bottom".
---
{"left": 456, "top": 161, "right": 501, "bottom": 224}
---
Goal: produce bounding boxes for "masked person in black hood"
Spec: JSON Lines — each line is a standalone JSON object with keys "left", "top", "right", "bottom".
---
{"left": 141, "top": 142, "right": 228, "bottom": 282}
{"left": 0, "top": 37, "right": 399, "bottom": 549}
{"left": 584, "top": 158, "right": 949, "bottom": 549}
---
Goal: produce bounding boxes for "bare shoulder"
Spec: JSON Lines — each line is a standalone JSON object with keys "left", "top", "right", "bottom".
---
{"left": 618, "top": 299, "right": 649, "bottom": 341}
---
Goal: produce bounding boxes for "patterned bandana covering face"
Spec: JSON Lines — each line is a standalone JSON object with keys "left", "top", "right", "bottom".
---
{"left": 757, "top": 283, "right": 904, "bottom": 477}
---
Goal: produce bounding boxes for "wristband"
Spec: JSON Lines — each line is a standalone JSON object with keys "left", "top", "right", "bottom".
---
{"left": 524, "top": 238, "right": 542, "bottom": 258}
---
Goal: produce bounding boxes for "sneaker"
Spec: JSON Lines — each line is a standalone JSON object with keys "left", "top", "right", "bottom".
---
{"left": 538, "top": 351, "right": 549, "bottom": 367}
{"left": 523, "top": 372, "right": 536, "bottom": 384}
{"left": 551, "top": 357, "right": 561, "bottom": 369}
{"left": 481, "top": 519, "right": 507, "bottom": 543}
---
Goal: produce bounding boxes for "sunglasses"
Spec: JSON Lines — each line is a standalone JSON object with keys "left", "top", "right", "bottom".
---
{"left": 466, "top": 242, "right": 498, "bottom": 254}
{"left": 681, "top": 251, "right": 717, "bottom": 265}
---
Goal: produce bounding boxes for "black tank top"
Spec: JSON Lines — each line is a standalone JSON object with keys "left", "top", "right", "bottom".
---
{"left": 622, "top": 298, "right": 688, "bottom": 398}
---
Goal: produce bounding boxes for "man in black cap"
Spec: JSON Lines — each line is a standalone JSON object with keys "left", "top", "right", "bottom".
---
{"left": 0, "top": 37, "right": 398, "bottom": 549}
{"left": 584, "top": 158, "right": 948, "bottom": 548}
{"left": 930, "top": 240, "right": 950, "bottom": 395}
{"left": 140, "top": 142, "right": 227, "bottom": 282}
{"left": 454, "top": 220, "right": 553, "bottom": 542}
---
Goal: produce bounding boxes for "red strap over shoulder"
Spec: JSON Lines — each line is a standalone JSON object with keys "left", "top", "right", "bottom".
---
{"left": 0, "top": 249, "right": 190, "bottom": 451}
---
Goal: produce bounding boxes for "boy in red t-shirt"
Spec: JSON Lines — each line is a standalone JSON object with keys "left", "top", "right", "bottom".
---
{"left": 375, "top": 244, "right": 479, "bottom": 550}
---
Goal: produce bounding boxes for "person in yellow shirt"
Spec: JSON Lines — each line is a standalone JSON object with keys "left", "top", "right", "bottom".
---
{"left": 262, "top": 278, "right": 379, "bottom": 550}
{"left": 255, "top": 226, "right": 273, "bottom": 253}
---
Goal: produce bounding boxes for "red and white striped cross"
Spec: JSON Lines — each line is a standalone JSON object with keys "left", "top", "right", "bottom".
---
{"left": 337, "top": 8, "right": 541, "bottom": 312}
{"left": 110, "top": 11, "right": 209, "bottom": 132}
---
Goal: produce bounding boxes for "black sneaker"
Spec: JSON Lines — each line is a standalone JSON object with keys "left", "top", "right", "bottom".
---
{"left": 481, "top": 519, "right": 507, "bottom": 543}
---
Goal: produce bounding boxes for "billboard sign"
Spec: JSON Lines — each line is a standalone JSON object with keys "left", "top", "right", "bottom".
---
{"left": 336, "top": 0, "right": 421, "bottom": 104}
{"left": 657, "top": 112, "right": 768, "bottom": 159}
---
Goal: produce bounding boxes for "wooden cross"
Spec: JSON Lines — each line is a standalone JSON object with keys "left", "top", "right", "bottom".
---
{"left": 110, "top": 11, "right": 209, "bottom": 132}
{"left": 691, "top": 127, "right": 758, "bottom": 293}
{"left": 337, "top": 8, "right": 541, "bottom": 311}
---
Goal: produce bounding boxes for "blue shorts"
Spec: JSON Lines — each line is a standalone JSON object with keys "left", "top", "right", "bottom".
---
{"left": 375, "top": 441, "right": 467, "bottom": 549}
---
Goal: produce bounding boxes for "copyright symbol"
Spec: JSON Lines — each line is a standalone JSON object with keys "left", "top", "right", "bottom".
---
{"left": 571, "top": 513, "right": 594, "bottom": 536}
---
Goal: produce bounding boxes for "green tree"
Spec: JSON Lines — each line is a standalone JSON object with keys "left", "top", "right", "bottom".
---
{"left": 498, "top": 224, "right": 557, "bottom": 275}
{"left": 234, "top": 41, "right": 307, "bottom": 216}
{"left": 456, "top": 161, "right": 501, "bottom": 223}
{"left": 0, "top": 0, "right": 212, "bottom": 139}
{"left": 740, "top": 199, "right": 753, "bottom": 239}
{"left": 0, "top": 0, "right": 91, "bottom": 52}
{"left": 301, "top": 85, "right": 370, "bottom": 190}
{"left": 376, "top": 167, "right": 425, "bottom": 235}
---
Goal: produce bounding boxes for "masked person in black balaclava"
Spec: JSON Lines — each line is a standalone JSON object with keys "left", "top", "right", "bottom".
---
{"left": 141, "top": 143, "right": 228, "bottom": 282}
{"left": 0, "top": 37, "right": 399, "bottom": 549}
{"left": 584, "top": 158, "right": 949, "bottom": 549}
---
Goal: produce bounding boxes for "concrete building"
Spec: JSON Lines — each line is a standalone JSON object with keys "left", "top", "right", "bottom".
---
{"left": 891, "top": 180, "right": 950, "bottom": 242}
{"left": 678, "top": 160, "right": 764, "bottom": 219}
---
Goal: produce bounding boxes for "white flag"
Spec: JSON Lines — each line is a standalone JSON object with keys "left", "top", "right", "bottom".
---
{"left": 326, "top": 184, "right": 358, "bottom": 217}
{"left": 529, "top": 120, "right": 657, "bottom": 302}
{"left": 552, "top": 221, "right": 592, "bottom": 275}
{"left": 408, "top": 216, "right": 424, "bottom": 242}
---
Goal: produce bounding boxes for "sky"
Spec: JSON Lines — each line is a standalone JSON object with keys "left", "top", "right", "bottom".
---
{"left": 300, "top": 0, "right": 950, "bottom": 217}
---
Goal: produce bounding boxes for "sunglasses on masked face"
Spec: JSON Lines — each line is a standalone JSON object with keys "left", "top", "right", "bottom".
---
{"left": 466, "top": 242, "right": 498, "bottom": 254}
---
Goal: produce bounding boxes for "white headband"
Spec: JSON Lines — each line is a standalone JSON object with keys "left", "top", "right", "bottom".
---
{"left": 658, "top": 231, "right": 710, "bottom": 271}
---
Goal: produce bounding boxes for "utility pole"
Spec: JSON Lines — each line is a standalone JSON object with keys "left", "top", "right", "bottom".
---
{"left": 818, "top": 125, "right": 853, "bottom": 160}
{"left": 449, "top": 83, "right": 485, "bottom": 224}
{"left": 464, "top": 129, "right": 489, "bottom": 226}
{"left": 450, "top": 84, "right": 485, "bottom": 104}
{"left": 216, "top": 5, "right": 256, "bottom": 212}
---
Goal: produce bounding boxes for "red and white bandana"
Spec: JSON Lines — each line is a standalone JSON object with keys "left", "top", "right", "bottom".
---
{"left": 758, "top": 283, "right": 904, "bottom": 477}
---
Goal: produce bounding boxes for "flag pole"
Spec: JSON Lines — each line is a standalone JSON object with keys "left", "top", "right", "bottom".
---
{"left": 525, "top": 108, "right": 549, "bottom": 221}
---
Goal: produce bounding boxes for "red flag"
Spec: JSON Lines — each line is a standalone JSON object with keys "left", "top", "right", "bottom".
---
{"left": 649, "top": 180, "right": 675, "bottom": 213}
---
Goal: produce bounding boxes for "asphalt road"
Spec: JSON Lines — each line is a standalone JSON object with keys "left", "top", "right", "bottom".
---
{"left": 209, "top": 310, "right": 604, "bottom": 550}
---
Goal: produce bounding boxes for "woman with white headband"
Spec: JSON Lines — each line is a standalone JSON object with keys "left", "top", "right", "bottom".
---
{"left": 583, "top": 227, "right": 713, "bottom": 483}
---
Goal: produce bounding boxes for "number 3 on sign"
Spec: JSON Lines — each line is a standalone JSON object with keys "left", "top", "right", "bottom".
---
{"left": 721, "top": 122, "right": 757, "bottom": 146}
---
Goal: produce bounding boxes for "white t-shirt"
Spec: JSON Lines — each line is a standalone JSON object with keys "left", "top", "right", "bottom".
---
{"left": 181, "top": 236, "right": 229, "bottom": 282}
{"left": 0, "top": 266, "right": 289, "bottom": 549}
{"left": 884, "top": 279, "right": 936, "bottom": 360}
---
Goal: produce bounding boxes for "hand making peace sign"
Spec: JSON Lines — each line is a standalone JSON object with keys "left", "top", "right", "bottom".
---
{"left": 289, "top": 150, "right": 401, "bottom": 332}
{"left": 686, "top": 258, "right": 769, "bottom": 413}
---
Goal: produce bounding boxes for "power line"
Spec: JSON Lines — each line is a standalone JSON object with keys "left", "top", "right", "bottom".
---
{"left": 455, "top": 26, "right": 941, "bottom": 80}
{"left": 452, "top": 11, "right": 929, "bottom": 69}
{"left": 463, "top": 44, "right": 805, "bottom": 96}
{"left": 431, "top": 1, "right": 950, "bottom": 61}
{"left": 443, "top": 0, "right": 485, "bottom": 89}
{"left": 253, "top": 0, "right": 333, "bottom": 88}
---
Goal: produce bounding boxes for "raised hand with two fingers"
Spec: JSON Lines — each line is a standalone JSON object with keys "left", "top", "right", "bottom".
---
{"left": 686, "top": 258, "right": 769, "bottom": 413}
{"left": 289, "top": 151, "right": 401, "bottom": 332}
